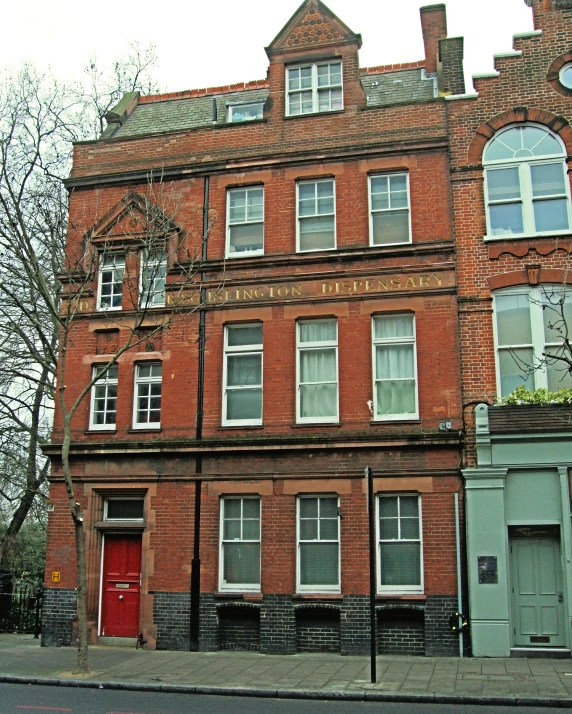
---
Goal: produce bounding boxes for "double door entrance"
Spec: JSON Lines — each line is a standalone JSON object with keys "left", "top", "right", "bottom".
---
{"left": 100, "top": 534, "right": 142, "bottom": 638}
{"left": 510, "top": 536, "right": 565, "bottom": 648}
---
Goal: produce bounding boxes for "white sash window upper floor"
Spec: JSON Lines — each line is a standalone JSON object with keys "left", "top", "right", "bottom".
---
{"left": 286, "top": 61, "right": 343, "bottom": 116}
{"left": 493, "top": 285, "right": 572, "bottom": 397}
{"left": 484, "top": 125, "right": 571, "bottom": 240}
{"left": 97, "top": 254, "right": 125, "bottom": 311}
{"left": 226, "top": 187, "right": 264, "bottom": 257}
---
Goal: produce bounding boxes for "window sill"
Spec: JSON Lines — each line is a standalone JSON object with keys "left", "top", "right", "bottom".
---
{"left": 85, "top": 429, "right": 117, "bottom": 435}
{"left": 215, "top": 591, "right": 261, "bottom": 598}
{"left": 217, "top": 424, "right": 264, "bottom": 430}
{"left": 376, "top": 594, "right": 426, "bottom": 601}
{"left": 370, "top": 239, "right": 412, "bottom": 248}
{"left": 292, "top": 421, "right": 341, "bottom": 428}
{"left": 226, "top": 251, "right": 265, "bottom": 260}
{"left": 483, "top": 230, "right": 571, "bottom": 242}
{"left": 292, "top": 593, "right": 343, "bottom": 600}
{"left": 127, "top": 427, "right": 161, "bottom": 433}
{"left": 284, "top": 109, "right": 345, "bottom": 120}
{"left": 94, "top": 520, "right": 145, "bottom": 531}
{"left": 369, "top": 418, "right": 421, "bottom": 425}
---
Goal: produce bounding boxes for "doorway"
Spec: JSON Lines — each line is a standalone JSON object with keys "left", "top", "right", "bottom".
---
{"left": 100, "top": 534, "right": 142, "bottom": 638}
{"left": 509, "top": 534, "right": 565, "bottom": 648}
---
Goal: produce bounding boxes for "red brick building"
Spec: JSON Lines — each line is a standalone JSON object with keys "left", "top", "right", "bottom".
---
{"left": 451, "top": 0, "right": 572, "bottom": 656}
{"left": 43, "top": 0, "right": 465, "bottom": 655}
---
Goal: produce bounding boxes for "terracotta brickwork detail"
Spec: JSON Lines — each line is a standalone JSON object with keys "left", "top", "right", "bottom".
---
{"left": 283, "top": 10, "right": 345, "bottom": 48}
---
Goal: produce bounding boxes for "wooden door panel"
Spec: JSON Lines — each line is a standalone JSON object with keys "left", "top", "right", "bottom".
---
{"left": 511, "top": 537, "right": 564, "bottom": 647}
{"left": 101, "top": 534, "right": 141, "bottom": 638}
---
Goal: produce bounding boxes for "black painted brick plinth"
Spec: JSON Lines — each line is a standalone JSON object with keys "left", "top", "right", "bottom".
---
{"left": 218, "top": 605, "right": 261, "bottom": 651}
{"left": 152, "top": 591, "right": 190, "bottom": 650}
{"left": 296, "top": 606, "right": 340, "bottom": 653}
{"left": 425, "top": 595, "right": 459, "bottom": 656}
{"left": 41, "top": 588, "right": 76, "bottom": 647}
{"left": 261, "top": 594, "right": 296, "bottom": 654}
{"left": 377, "top": 608, "right": 425, "bottom": 656}
{"left": 341, "top": 595, "right": 370, "bottom": 655}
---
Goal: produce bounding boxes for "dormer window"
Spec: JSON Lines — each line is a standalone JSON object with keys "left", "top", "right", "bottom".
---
{"left": 228, "top": 103, "right": 264, "bottom": 123}
{"left": 286, "top": 61, "right": 343, "bottom": 116}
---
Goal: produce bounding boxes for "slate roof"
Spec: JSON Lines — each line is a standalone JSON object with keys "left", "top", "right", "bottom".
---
{"left": 112, "top": 89, "right": 269, "bottom": 139}
{"left": 362, "top": 69, "right": 437, "bottom": 107}
{"left": 109, "top": 69, "right": 437, "bottom": 140}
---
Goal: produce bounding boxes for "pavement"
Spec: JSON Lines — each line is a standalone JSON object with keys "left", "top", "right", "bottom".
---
{"left": 1, "top": 634, "right": 572, "bottom": 707}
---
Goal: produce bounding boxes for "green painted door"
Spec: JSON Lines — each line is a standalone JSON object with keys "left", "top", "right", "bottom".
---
{"left": 510, "top": 537, "right": 565, "bottom": 647}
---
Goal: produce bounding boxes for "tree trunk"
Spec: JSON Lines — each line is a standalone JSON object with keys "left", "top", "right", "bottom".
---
{"left": 60, "top": 425, "right": 89, "bottom": 674}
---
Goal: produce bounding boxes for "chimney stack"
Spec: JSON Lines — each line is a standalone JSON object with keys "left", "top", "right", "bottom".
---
{"left": 420, "top": 4, "right": 447, "bottom": 75}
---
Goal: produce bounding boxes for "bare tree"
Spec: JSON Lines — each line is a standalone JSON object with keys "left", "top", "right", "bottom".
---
{"left": 0, "top": 53, "right": 161, "bottom": 592}
{"left": 53, "top": 182, "right": 213, "bottom": 672}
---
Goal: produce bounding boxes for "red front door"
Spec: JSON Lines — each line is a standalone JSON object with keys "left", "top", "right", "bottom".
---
{"left": 101, "top": 534, "right": 142, "bottom": 637}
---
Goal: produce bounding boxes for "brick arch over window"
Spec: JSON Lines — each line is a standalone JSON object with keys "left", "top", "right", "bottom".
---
{"left": 468, "top": 108, "right": 572, "bottom": 165}
{"left": 547, "top": 51, "right": 572, "bottom": 98}
{"left": 488, "top": 269, "right": 572, "bottom": 291}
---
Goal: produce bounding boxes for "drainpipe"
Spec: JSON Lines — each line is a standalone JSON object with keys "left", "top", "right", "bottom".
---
{"left": 190, "top": 175, "right": 209, "bottom": 651}
{"left": 455, "top": 492, "right": 463, "bottom": 656}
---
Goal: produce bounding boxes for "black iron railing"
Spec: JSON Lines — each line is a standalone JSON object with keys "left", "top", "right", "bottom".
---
{"left": 0, "top": 574, "right": 43, "bottom": 636}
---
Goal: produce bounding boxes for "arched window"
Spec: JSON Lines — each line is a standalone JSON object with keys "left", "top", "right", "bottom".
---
{"left": 484, "top": 125, "right": 571, "bottom": 238}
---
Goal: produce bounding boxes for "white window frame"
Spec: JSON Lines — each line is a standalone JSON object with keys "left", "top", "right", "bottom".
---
{"left": 132, "top": 363, "right": 162, "bottom": 429}
{"left": 559, "top": 63, "right": 572, "bottom": 90}
{"left": 89, "top": 364, "right": 118, "bottom": 431}
{"left": 368, "top": 173, "right": 412, "bottom": 246}
{"left": 492, "top": 285, "right": 572, "bottom": 396}
{"left": 227, "top": 103, "right": 264, "bottom": 122}
{"left": 97, "top": 253, "right": 125, "bottom": 311}
{"left": 103, "top": 497, "right": 145, "bottom": 522}
{"left": 371, "top": 314, "right": 419, "bottom": 421}
{"left": 139, "top": 249, "right": 167, "bottom": 308}
{"left": 222, "top": 324, "right": 263, "bottom": 426}
{"left": 377, "top": 494, "right": 423, "bottom": 595}
{"left": 286, "top": 61, "right": 343, "bottom": 116}
{"left": 296, "top": 320, "right": 338, "bottom": 424}
{"left": 483, "top": 124, "right": 571, "bottom": 240}
{"left": 296, "top": 495, "right": 340, "bottom": 594}
{"left": 296, "top": 179, "right": 336, "bottom": 253}
{"left": 219, "top": 496, "right": 261, "bottom": 593}
{"left": 225, "top": 187, "right": 264, "bottom": 258}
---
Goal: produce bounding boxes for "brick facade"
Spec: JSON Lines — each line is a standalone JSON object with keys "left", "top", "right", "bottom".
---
{"left": 42, "top": 0, "right": 482, "bottom": 656}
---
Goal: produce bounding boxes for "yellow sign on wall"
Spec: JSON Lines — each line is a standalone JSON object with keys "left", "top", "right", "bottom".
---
{"left": 51, "top": 572, "right": 61, "bottom": 583}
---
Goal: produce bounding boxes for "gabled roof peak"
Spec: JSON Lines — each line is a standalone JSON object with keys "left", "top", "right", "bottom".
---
{"left": 266, "top": 0, "right": 362, "bottom": 58}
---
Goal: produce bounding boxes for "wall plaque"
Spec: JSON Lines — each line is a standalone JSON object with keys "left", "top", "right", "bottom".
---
{"left": 478, "top": 556, "right": 498, "bottom": 584}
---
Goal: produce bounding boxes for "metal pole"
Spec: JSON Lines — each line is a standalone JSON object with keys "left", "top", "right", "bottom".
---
{"left": 454, "top": 492, "right": 463, "bottom": 657}
{"left": 189, "top": 175, "right": 210, "bottom": 651}
{"left": 366, "top": 466, "right": 376, "bottom": 683}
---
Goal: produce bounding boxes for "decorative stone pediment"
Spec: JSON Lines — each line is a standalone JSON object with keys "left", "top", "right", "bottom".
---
{"left": 266, "top": 0, "right": 361, "bottom": 57}
{"left": 88, "top": 191, "right": 179, "bottom": 244}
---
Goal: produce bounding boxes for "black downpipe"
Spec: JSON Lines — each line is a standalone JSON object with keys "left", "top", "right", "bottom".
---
{"left": 367, "top": 466, "right": 377, "bottom": 683}
{"left": 190, "top": 176, "right": 209, "bottom": 651}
